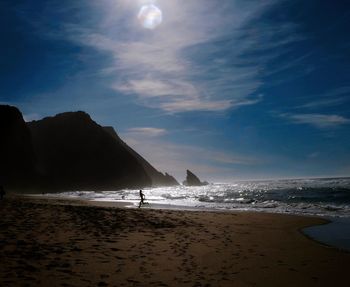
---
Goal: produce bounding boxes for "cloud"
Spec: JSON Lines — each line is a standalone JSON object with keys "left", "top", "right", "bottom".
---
{"left": 298, "top": 86, "right": 350, "bottom": 109}
{"left": 299, "top": 97, "right": 348, "bottom": 109}
{"left": 115, "top": 78, "right": 197, "bottom": 99}
{"left": 126, "top": 127, "right": 167, "bottom": 137}
{"left": 263, "top": 52, "right": 313, "bottom": 76}
{"left": 280, "top": 113, "right": 350, "bottom": 129}
{"left": 58, "top": 0, "right": 299, "bottom": 113}
{"left": 160, "top": 99, "right": 233, "bottom": 113}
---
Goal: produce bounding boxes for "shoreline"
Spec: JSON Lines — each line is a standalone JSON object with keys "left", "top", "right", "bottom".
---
{"left": 18, "top": 192, "right": 342, "bottom": 215}
{"left": 1, "top": 195, "right": 350, "bottom": 286}
{"left": 18, "top": 193, "right": 350, "bottom": 251}
{"left": 303, "top": 217, "right": 350, "bottom": 253}
{"left": 23, "top": 193, "right": 350, "bottom": 252}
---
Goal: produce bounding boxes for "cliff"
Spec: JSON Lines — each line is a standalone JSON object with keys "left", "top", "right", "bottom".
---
{"left": 1, "top": 105, "right": 178, "bottom": 191}
{"left": 183, "top": 170, "right": 208, "bottom": 186}
{"left": 0, "top": 105, "right": 36, "bottom": 189}
{"left": 28, "top": 112, "right": 152, "bottom": 190}
{"left": 104, "top": 127, "right": 179, "bottom": 186}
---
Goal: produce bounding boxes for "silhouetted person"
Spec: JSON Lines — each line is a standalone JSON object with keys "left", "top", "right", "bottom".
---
{"left": 139, "top": 190, "right": 145, "bottom": 208}
{"left": 140, "top": 189, "right": 145, "bottom": 203}
{"left": 0, "top": 186, "right": 5, "bottom": 200}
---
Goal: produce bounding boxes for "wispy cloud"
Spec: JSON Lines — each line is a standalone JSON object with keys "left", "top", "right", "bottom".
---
{"left": 57, "top": 0, "right": 300, "bottom": 113}
{"left": 298, "top": 86, "right": 350, "bottom": 109}
{"left": 263, "top": 52, "right": 313, "bottom": 76}
{"left": 126, "top": 127, "right": 167, "bottom": 137}
{"left": 300, "top": 97, "right": 348, "bottom": 109}
{"left": 280, "top": 113, "right": 350, "bottom": 129}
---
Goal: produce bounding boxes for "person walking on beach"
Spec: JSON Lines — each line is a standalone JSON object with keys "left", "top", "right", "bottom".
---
{"left": 139, "top": 190, "right": 145, "bottom": 208}
{"left": 0, "top": 186, "right": 5, "bottom": 200}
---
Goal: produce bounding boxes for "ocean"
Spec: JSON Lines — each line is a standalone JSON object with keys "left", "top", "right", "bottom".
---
{"left": 50, "top": 177, "right": 350, "bottom": 217}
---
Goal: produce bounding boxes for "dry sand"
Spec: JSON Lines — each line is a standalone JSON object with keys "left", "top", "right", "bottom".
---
{"left": 0, "top": 195, "right": 349, "bottom": 287}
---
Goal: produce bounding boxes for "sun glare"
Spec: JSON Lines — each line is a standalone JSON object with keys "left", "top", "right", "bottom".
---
{"left": 138, "top": 4, "right": 162, "bottom": 29}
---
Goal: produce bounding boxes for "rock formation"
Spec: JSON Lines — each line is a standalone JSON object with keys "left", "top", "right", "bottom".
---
{"left": 104, "top": 127, "right": 179, "bottom": 186}
{"left": 0, "top": 104, "right": 178, "bottom": 191}
{"left": 183, "top": 170, "right": 208, "bottom": 186}
{"left": 28, "top": 112, "right": 152, "bottom": 190}
{"left": 0, "top": 105, "right": 36, "bottom": 189}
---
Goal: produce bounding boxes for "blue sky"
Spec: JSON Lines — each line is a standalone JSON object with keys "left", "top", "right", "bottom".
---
{"left": 1, "top": 0, "right": 350, "bottom": 181}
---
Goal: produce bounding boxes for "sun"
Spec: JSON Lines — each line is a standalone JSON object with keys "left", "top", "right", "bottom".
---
{"left": 138, "top": 4, "right": 162, "bottom": 30}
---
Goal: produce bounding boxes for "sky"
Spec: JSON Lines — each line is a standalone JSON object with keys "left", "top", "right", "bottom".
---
{"left": 1, "top": 0, "right": 350, "bottom": 182}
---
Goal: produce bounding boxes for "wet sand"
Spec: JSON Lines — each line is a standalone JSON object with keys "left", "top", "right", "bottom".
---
{"left": 0, "top": 195, "right": 349, "bottom": 287}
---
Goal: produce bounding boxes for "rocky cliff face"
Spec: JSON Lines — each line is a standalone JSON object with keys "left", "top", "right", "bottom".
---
{"left": 183, "top": 170, "right": 208, "bottom": 186}
{"left": 28, "top": 112, "right": 152, "bottom": 190}
{"left": 0, "top": 105, "right": 36, "bottom": 189}
{"left": 1, "top": 105, "right": 178, "bottom": 191}
{"left": 163, "top": 173, "right": 179, "bottom": 186}
{"left": 104, "top": 127, "right": 179, "bottom": 186}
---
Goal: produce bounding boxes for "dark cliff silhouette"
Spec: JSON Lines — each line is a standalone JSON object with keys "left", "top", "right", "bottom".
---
{"left": 0, "top": 105, "right": 36, "bottom": 189}
{"left": 104, "top": 127, "right": 179, "bottom": 186}
{"left": 183, "top": 170, "right": 208, "bottom": 186}
{"left": 0, "top": 105, "right": 178, "bottom": 191}
{"left": 28, "top": 111, "right": 151, "bottom": 190}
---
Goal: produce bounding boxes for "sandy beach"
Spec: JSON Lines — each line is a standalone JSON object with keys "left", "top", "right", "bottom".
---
{"left": 0, "top": 195, "right": 349, "bottom": 287}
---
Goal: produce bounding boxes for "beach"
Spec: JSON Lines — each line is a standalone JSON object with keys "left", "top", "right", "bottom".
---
{"left": 0, "top": 195, "right": 349, "bottom": 287}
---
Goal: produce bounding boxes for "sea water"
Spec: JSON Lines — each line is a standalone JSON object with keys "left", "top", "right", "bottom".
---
{"left": 51, "top": 177, "right": 350, "bottom": 217}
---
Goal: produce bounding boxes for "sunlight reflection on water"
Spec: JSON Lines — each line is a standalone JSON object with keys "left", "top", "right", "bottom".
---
{"left": 48, "top": 178, "right": 350, "bottom": 217}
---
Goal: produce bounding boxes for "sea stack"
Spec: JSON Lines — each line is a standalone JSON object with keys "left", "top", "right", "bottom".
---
{"left": 183, "top": 170, "right": 208, "bottom": 186}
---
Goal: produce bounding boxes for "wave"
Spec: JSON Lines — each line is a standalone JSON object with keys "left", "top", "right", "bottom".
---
{"left": 46, "top": 177, "right": 350, "bottom": 217}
